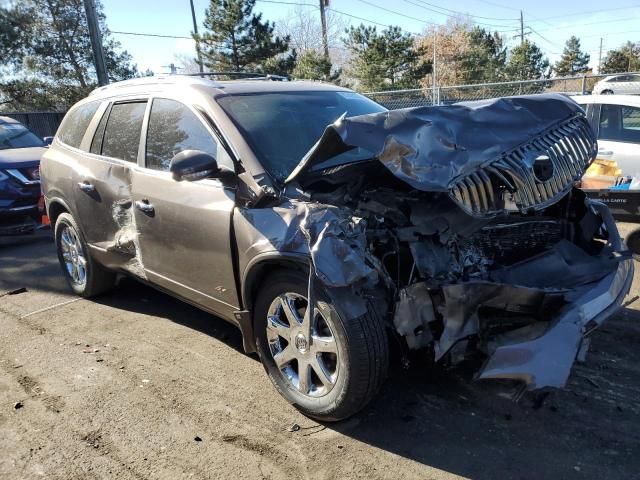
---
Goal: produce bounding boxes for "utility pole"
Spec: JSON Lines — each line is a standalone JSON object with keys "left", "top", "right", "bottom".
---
{"left": 319, "top": 0, "right": 329, "bottom": 59}
{"left": 83, "top": 0, "right": 108, "bottom": 86}
{"left": 598, "top": 37, "right": 603, "bottom": 74}
{"left": 189, "top": 0, "right": 204, "bottom": 74}
{"left": 432, "top": 32, "right": 437, "bottom": 105}
{"left": 520, "top": 10, "right": 524, "bottom": 46}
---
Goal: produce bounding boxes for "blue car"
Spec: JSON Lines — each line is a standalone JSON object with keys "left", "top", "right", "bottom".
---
{"left": 0, "top": 116, "right": 47, "bottom": 235}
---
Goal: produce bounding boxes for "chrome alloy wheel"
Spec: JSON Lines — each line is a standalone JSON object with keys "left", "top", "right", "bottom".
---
{"left": 59, "top": 224, "right": 87, "bottom": 287}
{"left": 266, "top": 292, "right": 339, "bottom": 397}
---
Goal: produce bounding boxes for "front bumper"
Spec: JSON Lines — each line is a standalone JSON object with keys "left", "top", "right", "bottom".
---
{"left": 477, "top": 201, "right": 634, "bottom": 389}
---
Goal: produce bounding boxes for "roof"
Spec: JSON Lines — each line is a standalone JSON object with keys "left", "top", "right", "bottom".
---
{"left": 0, "top": 116, "right": 22, "bottom": 125}
{"left": 571, "top": 94, "right": 640, "bottom": 107}
{"left": 89, "top": 75, "right": 350, "bottom": 99}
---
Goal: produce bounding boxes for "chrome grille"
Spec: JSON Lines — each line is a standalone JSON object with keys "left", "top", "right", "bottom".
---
{"left": 450, "top": 116, "right": 597, "bottom": 216}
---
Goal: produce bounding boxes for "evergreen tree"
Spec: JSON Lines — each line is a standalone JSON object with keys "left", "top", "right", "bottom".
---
{"left": 344, "top": 25, "right": 430, "bottom": 91}
{"left": 503, "top": 40, "right": 550, "bottom": 81}
{"left": 199, "top": 0, "right": 289, "bottom": 72}
{"left": 0, "top": 0, "right": 137, "bottom": 111}
{"left": 554, "top": 36, "right": 590, "bottom": 76}
{"left": 459, "top": 27, "right": 506, "bottom": 84}
{"left": 602, "top": 42, "right": 640, "bottom": 73}
{"left": 292, "top": 50, "right": 338, "bottom": 81}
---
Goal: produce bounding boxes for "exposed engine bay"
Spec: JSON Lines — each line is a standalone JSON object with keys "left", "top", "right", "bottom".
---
{"left": 265, "top": 94, "right": 634, "bottom": 392}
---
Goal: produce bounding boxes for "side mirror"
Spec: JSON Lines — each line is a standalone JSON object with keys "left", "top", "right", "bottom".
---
{"left": 169, "top": 149, "right": 234, "bottom": 182}
{"left": 43, "top": 136, "right": 54, "bottom": 146}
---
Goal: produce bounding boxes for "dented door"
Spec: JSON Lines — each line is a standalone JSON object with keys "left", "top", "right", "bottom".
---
{"left": 130, "top": 171, "right": 239, "bottom": 316}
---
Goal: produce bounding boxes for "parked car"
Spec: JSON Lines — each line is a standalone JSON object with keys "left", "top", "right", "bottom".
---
{"left": 0, "top": 116, "right": 47, "bottom": 235}
{"left": 573, "top": 95, "right": 640, "bottom": 220}
{"left": 41, "top": 78, "right": 633, "bottom": 420}
{"left": 592, "top": 74, "right": 640, "bottom": 95}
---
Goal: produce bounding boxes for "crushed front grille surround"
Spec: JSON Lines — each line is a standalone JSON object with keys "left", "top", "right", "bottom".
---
{"left": 450, "top": 116, "right": 597, "bottom": 216}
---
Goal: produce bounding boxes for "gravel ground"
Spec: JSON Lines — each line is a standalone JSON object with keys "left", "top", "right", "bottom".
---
{"left": 0, "top": 226, "right": 639, "bottom": 480}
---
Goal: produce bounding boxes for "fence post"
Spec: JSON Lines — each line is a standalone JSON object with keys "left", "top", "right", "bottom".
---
{"left": 437, "top": 86, "right": 441, "bottom": 105}
{"left": 581, "top": 75, "right": 587, "bottom": 95}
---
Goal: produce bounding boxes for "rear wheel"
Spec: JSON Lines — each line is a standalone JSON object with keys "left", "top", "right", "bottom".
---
{"left": 253, "top": 269, "right": 388, "bottom": 421}
{"left": 55, "top": 213, "right": 116, "bottom": 297}
{"left": 601, "top": 89, "right": 614, "bottom": 95}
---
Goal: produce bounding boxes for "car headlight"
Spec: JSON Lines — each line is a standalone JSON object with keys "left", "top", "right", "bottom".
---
{"left": 0, "top": 170, "right": 8, "bottom": 182}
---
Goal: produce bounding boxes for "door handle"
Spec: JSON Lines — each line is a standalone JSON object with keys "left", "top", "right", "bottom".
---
{"left": 598, "top": 150, "right": 614, "bottom": 156}
{"left": 135, "top": 199, "right": 155, "bottom": 215}
{"left": 77, "top": 181, "right": 96, "bottom": 193}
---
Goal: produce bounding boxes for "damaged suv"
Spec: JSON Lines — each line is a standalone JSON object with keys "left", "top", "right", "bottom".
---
{"left": 41, "top": 76, "right": 633, "bottom": 421}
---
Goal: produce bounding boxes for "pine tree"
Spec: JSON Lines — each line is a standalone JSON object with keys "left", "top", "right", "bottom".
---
{"left": 602, "top": 42, "right": 640, "bottom": 73}
{"left": 504, "top": 40, "right": 550, "bottom": 81}
{"left": 199, "top": 0, "right": 289, "bottom": 72}
{"left": 0, "top": 0, "right": 136, "bottom": 111}
{"left": 292, "top": 50, "right": 333, "bottom": 80}
{"left": 554, "top": 36, "right": 590, "bottom": 76}
{"left": 459, "top": 27, "right": 506, "bottom": 84}
{"left": 344, "top": 25, "right": 430, "bottom": 91}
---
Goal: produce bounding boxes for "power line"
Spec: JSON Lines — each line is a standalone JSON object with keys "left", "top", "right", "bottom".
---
{"left": 255, "top": 0, "right": 317, "bottom": 6}
{"left": 403, "top": 0, "right": 519, "bottom": 28}
{"left": 327, "top": 6, "right": 420, "bottom": 33}
{"left": 111, "top": 30, "right": 193, "bottom": 40}
{"left": 410, "top": 0, "right": 518, "bottom": 21}
{"left": 531, "top": 4, "right": 640, "bottom": 22}
{"left": 355, "top": 0, "right": 438, "bottom": 25}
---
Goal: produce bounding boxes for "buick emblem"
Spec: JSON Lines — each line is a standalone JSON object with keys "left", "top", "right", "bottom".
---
{"left": 294, "top": 333, "right": 309, "bottom": 353}
{"left": 532, "top": 154, "right": 554, "bottom": 182}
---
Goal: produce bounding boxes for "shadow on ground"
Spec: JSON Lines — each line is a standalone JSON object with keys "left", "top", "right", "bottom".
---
{"left": 92, "top": 278, "right": 640, "bottom": 480}
{"left": 2, "top": 239, "right": 639, "bottom": 479}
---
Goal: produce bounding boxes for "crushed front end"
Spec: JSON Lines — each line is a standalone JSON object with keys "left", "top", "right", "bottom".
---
{"left": 288, "top": 94, "right": 634, "bottom": 392}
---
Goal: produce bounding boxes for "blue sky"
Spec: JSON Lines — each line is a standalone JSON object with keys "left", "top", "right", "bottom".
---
{"left": 102, "top": 0, "right": 640, "bottom": 75}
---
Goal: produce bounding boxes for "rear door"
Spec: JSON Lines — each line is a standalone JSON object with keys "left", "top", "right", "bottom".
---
{"left": 596, "top": 103, "right": 640, "bottom": 179}
{"left": 74, "top": 99, "right": 148, "bottom": 255}
{"left": 131, "top": 97, "right": 239, "bottom": 316}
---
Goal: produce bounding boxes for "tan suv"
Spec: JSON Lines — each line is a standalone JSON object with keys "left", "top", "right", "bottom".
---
{"left": 41, "top": 76, "right": 633, "bottom": 420}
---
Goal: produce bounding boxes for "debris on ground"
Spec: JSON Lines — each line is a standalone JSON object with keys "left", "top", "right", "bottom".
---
{"left": 13, "top": 401, "right": 23, "bottom": 410}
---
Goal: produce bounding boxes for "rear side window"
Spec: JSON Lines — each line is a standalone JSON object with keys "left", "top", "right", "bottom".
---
{"left": 145, "top": 98, "right": 218, "bottom": 171}
{"left": 101, "top": 101, "right": 147, "bottom": 162}
{"left": 57, "top": 101, "right": 100, "bottom": 148}
{"left": 599, "top": 104, "right": 640, "bottom": 144}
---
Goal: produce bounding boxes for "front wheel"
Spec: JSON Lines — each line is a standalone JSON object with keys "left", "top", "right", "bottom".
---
{"left": 55, "top": 213, "right": 116, "bottom": 297}
{"left": 253, "top": 270, "right": 388, "bottom": 421}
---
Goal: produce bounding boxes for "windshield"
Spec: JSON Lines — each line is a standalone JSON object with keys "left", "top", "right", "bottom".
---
{"left": 0, "top": 123, "right": 45, "bottom": 150}
{"left": 217, "top": 91, "right": 386, "bottom": 180}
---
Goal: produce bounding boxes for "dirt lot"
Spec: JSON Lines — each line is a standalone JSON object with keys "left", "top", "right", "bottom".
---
{"left": 1, "top": 227, "right": 639, "bottom": 480}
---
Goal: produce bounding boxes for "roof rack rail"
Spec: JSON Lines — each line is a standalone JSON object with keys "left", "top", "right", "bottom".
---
{"left": 184, "top": 71, "right": 288, "bottom": 81}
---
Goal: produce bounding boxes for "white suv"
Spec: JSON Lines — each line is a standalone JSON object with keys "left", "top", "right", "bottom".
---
{"left": 593, "top": 74, "right": 640, "bottom": 95}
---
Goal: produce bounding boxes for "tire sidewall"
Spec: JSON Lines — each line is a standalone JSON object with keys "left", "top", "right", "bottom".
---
{"left": 55, "top": 213, "right": 91, "bottom": 296}
{"left": 254, "top": 271, "right": 354, "bottom": 418}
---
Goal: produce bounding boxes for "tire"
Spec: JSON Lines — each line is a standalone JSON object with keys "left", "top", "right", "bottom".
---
{"left": 253, "top": 269, "right": 388, "bottom": 422}
{"left": 601, "top": 89, "right": 613, "bottom": 95}
{"left": 626, "top": 228, "right": 640, "bottom": 256}
{"left": 55, "top": 212, "right": 116, "bottom": 297}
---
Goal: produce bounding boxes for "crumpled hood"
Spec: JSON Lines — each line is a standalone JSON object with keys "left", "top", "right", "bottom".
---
{"left": 0, "top": 146, "right": 46, "bottom": 169}
{"left": 286, "top": 93, "right": 585, "bottom": 192}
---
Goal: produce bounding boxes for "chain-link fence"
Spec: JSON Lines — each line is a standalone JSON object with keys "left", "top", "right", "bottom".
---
{"left": 364, "top": 72, "right": 640, "bottom": 109}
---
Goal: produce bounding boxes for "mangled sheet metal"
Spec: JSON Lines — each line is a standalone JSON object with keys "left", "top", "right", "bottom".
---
{"left": 244, "top": 94, "right": 632, "bottom": 394}
{"left": 287, "top": 93, "right": 598, "bottom": 217}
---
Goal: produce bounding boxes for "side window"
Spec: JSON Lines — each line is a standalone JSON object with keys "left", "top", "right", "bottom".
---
{"left": 145, "top": 98, "right": 219, "bottom": 171}
{"left": 101, "top": 101, "right": 147, "bottom": 162}
{"left": 599, "top": 104, "right": 640, "bottom": 143}
{"left": 57, "top": 101, "right": 100, "bottom": 149}
{"left": 621, "top": 106, "right": 640, "bottom": 143}
{"left": 599, "top": 104, "right": 620, "bottom": 140}
{"left": 90, "top": 104, "right": 110, "bottom": 154}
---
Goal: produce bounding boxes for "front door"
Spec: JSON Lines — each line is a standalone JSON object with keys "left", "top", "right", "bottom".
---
{"left": 131, "top": 97, "right": 239, "bottom": 316}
